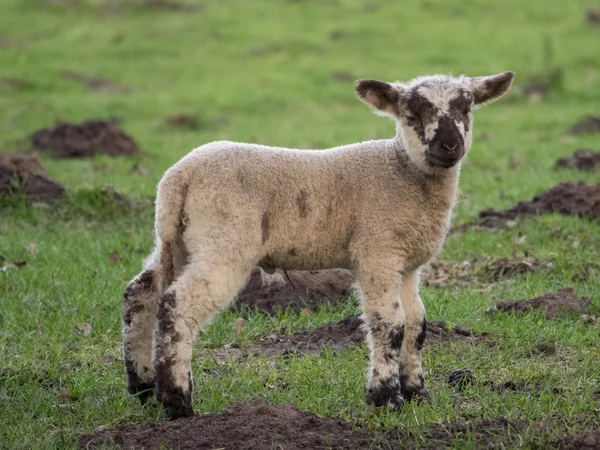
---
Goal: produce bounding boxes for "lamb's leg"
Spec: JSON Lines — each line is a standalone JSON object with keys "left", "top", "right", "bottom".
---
{"left": 123, "top": 261, "right": 160, "bottom": 404}
{"left": 398, "top": 270, "right": 429, "bottom": 401}
{"left": 357, "top": 262, "right": 406, "bottom": 411}
{"left": 154, "top": 257, "right": 252, "bottom": 419}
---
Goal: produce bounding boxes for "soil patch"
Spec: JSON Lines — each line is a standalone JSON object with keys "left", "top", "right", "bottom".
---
{"left": 570, "top": 116, "right": 600, "bottom": 134}
{"left": 477, "top": 182, "right": 600, "bottom": 229}
{"left": 79, "top": 399, "right": 531, "bottom": 450}
{"left": 493, "top": 287, "right": 591, "bottom": 319}
{"left": 565, "top": 430, "right": 600, "bottom": 450}
{"left": 555, "top": 149, "right": 600, "bottom": 171}
{"left": 235, "top": 257, "right": 546, "bottom": 315}
{"left": 587, "top": 9, "right": 600, "bottom": 26}
{"left": 30, "top": 120, "right": 141, "bottom": 158}
{"left": 0, "top": 153, "right": 65, "bottom": 200}
{"left": 249, "top": 317, "right": 487, "bottom": 357}
{"left": 233, "top": 268, "right": 355, "bottom": 315}
{"left": 79, "top": 400, "right": 380, "bottom": 450}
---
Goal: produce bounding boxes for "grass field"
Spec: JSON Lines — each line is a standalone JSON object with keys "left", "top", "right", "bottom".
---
{"left": 1, "top": 0, "right": 599, "bottom": 448}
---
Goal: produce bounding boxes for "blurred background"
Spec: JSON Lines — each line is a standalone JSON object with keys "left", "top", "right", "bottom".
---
{"left": 1, "top": 0, "right": 598, "bottom": 220}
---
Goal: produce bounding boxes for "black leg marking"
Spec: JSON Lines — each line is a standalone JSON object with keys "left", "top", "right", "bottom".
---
{"left": 125, "top": 359, "right": 155, "bottom": 404}
{"left": 401, "top": 372, "right": 429, "bottom": 402}
{"left": 155, "top": 291, "right": 194, "bottom": 419}
{"left": 366, "top": 376, "right": 404, "bottom": 411}
{"left": 390, "top": 325, "right": 405, "bottom": 350}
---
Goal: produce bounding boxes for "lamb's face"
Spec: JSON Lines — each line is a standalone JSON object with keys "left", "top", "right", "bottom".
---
{"left": 356, "top": 72, "right": 515, "bottom": 174}
{"left": 399, "top": 81, "right": 474, "bottom": 170}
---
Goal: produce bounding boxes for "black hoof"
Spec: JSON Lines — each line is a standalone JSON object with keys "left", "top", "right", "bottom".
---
{"left": 157, "top": 387, "right": 193, "bottom": 420}
{"left": 401, "top": 385, "right": 430, "bottom": 403}
{"left": 366, "top": 377, "right": 405, "bottom": 411}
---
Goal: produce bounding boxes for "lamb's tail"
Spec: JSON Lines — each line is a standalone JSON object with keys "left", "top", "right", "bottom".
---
{"left": 154, "top": 162, "right": 191, "bottom": 291}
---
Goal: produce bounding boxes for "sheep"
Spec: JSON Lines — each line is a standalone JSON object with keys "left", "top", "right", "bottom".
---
{"left": 123, "top": 71, "right": 515, "bottom": 418}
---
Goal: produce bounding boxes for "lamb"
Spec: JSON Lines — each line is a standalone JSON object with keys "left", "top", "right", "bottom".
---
{"left": 122, "top": 71, "right": 515, "bottom": 419}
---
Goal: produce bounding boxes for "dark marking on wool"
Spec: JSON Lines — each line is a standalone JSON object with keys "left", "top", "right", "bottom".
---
{"left": 161, "top": 241, "right": 175, "bottom": 289}
{"left": 138, "top": 270, "right": 154, "bottom": 290}
{"left": 125, "top": 358, "right": 155, "bottom": 404}
{"left": 154, "top": 354, "right": 194, "bottom": 419}
{"left": 157, "top": 291, "right": 177, "bottom": 336}
{"left": 261, "top": 212, "right": 270, "bottom": 244}
{"left": 415, "top": 319, "right": 427, "bottom": 350}
{"left": 393, "top": 301, "right": 400, "bottom": 310}
{"left": 123, "top": 302, "right": 146, "bottom": 327}
{"left": 366, "top": 375, "right": 404, "bottom": 410}
{"left": 403, "top": 88, "right": 439, "bottom": 143}
{"left": 297, "top": 190, "right": 309, "bottom": 218}
{"left": 287, "top": 248, "right": 297, "bottom": 257}
{"left": 400, "top": 372, "right": 428, "bottom": 402}
{"left": 383, "top": 349, "right": 400, "bottom": 363}
{"left": 154, "top": 293, "right": 194, "bottom": 419}
{"left": 390, "top": 325, "right": 405, "bottom": 349}
{"left": 448, "top": 95, "right": 472, "bottom": 134}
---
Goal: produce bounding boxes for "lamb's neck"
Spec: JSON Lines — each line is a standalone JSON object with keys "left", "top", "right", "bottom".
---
{"left": 391, "top": 140, "right": 462, "bottom": 209}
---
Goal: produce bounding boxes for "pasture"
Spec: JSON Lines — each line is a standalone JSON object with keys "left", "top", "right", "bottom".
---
{"left": 0, "top": 0, "right": 599, "bottom": 448}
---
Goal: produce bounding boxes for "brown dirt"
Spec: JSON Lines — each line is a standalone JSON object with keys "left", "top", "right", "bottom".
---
{"left": 565, "top": 430, "right": 600, "bottom": 450}
{"left": 249, "top": 317, "right": 488, "bottom": 357}
{"left": 78, "top": 400, "right": 382, "bottom": 450}
{"left": 0, "top": 153, "right": 65, "bottom": 200}
{"left": 30, "top": 120, "right": 141, "bottom": 158}
{"left": 570, "top": 116, "right": 600, "bottom": 134}
{"left": 587, "top": 9, "right": 600, "bottom": 26}
{"left": 494, "top": 287, "right": 591, "bottom": 319}
{"left": 477, "top": 181, "right": 600, "bottom": 229}
{"left": 555, "top": 149, "right": 600, "bottom": 171}
{"left": 234, "top": 257, "right": 546, "bottom": 315}
{"left": 233, "top": 268, "right": 355, "bottom": 315}
{"left": 79, "top": 399, "right": 532, "bottom": 450}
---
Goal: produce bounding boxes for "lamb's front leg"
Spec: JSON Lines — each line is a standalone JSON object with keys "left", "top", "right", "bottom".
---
{"left": 398, "top": 270, "right": 429, "bottom": 401}
{"left": 357, "top": 261, "right": 406, "bottom": 411}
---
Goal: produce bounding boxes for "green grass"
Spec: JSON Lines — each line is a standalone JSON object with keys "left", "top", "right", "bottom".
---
{"left": 1, "top": 0, "right": 599, "bottom": 448}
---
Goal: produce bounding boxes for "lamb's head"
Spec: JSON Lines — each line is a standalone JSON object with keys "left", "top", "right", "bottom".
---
{"left": 356, "top": 72, "right": 515, "bottom": 173}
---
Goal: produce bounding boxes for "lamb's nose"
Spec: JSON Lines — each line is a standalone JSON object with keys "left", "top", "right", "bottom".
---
{"left": 442, "top": 141, "right": 458, "bottom": 152}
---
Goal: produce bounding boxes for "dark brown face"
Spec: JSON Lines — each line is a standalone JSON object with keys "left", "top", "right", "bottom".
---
{"left": 400, "top": 85, "right": 474, "bottom": 169}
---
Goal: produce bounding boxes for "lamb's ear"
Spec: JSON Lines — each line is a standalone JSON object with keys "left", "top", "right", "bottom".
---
{"left": 355, "top": 79, "right": 402, "bottom": 117}
{"left": 467, "top": 71, "right": 515, "bottom": 105}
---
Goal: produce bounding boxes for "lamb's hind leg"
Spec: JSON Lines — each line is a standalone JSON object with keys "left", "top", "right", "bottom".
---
{"left": 123, "top": 257, "right": 161, "bottom": 404}
{"left": 398, "top": 270, "right": 429, "bottom": 401}
{"left": 154, "top": 254, "right": 253, "bottom": 419}
{"left": 357, "top": 258, "right": 406, "bottom": 410}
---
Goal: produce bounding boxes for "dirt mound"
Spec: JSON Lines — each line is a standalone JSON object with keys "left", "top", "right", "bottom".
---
{"left": 30, "top": 120, "right": 141, "bottom": 158}
{"left": 233, "top": 268, "right": 355, "bottom": 315}
{"left": 477, "top": 182, "right": 600, "bottom": 229}
{"left": 235, "top": 257, "right": 545, "bottom": 315}
{"left": 570, "top": 116, "right": 600, "bottom": 134}
{"left": 493, "top": 287, "right": 591, "bottom": 319}
{"left": 555, "top": 149, "right": 600, "bottom": 171}
{"left": 78, "top": 400, "right": 380, "bottom": 450}
{"left": 0, "top": 153, "right": 65, "bottom": 200}
{"left": 79, "top": 399, "right": 531, "bottom": 450}
{"left": 423, "top": 257, "right": 546, "bottom": 288}
{"left": 565, "top": 430, "right": 600, "bottom": 450}
{"left": 250, "top": 317, "right": 487, "bottom": 357}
